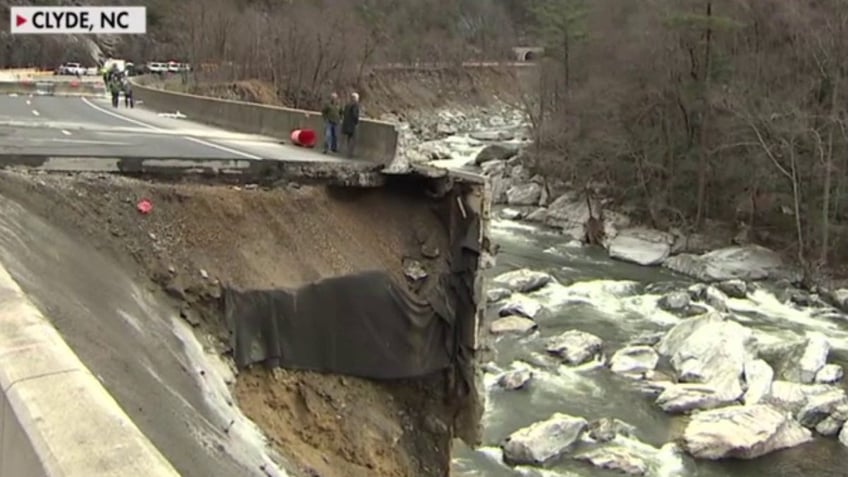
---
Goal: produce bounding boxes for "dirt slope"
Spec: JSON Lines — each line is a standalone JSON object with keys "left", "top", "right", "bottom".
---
{"left": 0, "top": 170, "right": 459, "bottom": 477}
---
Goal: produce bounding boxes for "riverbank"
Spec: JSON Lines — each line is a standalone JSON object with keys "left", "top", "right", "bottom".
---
{"left": 393, "top": 102, "right": 848, "bottom": 475}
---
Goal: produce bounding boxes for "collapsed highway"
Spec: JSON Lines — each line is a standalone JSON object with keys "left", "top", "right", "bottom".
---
{"left": 0, "top": 81, "right": 488, "bottom": 477}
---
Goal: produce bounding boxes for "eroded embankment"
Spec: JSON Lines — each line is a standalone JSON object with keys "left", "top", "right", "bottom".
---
{"left": 0, "top": 169, "right": 481, "bottom": 477}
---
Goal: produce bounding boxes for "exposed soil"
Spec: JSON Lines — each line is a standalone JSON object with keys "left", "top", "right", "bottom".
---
{"left": 0, "top": 169, "right": 463, "bottom": 477}
{"left": 161, "top": 66, "right": 524, "bottom": 118}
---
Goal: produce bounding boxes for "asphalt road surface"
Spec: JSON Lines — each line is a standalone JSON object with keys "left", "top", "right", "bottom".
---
{"left": 0, "top": 93, "right": 343, "bottom": 162}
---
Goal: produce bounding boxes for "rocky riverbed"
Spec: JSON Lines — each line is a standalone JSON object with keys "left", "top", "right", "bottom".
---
{"left": 391, "top": 104, "right": 848, "bottom": 476}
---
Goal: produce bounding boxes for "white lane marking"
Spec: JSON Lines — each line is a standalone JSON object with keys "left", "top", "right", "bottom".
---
{"left": 80, "top": 97, "right": 261, "bottom": 160}
{"left": 49, "top": 138, "right": 128, "bottom": 145}
{"left": 25, "top": 100, "right": 31, "bottom": 105}
{"left": 31, "top": 110, "right": 39, "bottom": 116}
{"left": 61, "top": 129, "right": 71, "bottom": 136}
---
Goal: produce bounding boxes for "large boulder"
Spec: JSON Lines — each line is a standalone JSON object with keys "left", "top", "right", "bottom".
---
{"left": 656, "top": 383, "right": 735, "bottom": 413}
{"left": 682, "top": 404, "right": 813, "bottom": 459}
{"left": 506, "top": 182, "right": 543, "bottom": 206}
{"left": 608, "top": 228, "right": 674, "bottom": 267}
{"left": 474, "top": 143, "right": 519, "bottom": 165}
{"left": 742, "top": 359, "right": 774, "bottom": 405}
{"left": 501, "top": 413, "right": 588, "bottom": 466}
{"left": 491, "top": 269, "right": 553, "bottom": 294}
{"left": 609, "top": 346, "right": 659, "bottom": 377}
{"left": 545, "top": 330, "right": 604, "bottom": 365}
{"left": 499, "top": 295, "right": 543, "bottom": 319}
{"left": 490, "top": 316, "right": 537, "bottom": 335}
{"left": 773, "top": 332, "right": 830, "bottom": 384}
{"left": 656, "top": 313, "right": 753, "bottom": 403}
{"left": 574, "top": 446, "right": 648, "bottom": 475}
{"left": 663, "top": 245, "right": 787, "bottom": 282}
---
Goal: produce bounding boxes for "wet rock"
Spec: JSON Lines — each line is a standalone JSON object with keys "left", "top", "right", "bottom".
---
{"left": 704, "top": 286, "right": 729, "bottom": 312}
{"left": 575, "top": 446, "right": 647, "bottom": 475}
{"left": 687, "top": 283, "right": 708, "bottom": 301}
{"left": 815, "top": 402, "right": 848, "bottom": 436}
{"left": 658, "top": 291, "right": 690, "bottom": 312}
{"left": 509, "top": 164, "right": 531, "bottom": 182}
{"left": 499, "top": 295, "right": 543, "bottom": 319}
{"left": 682, "top": 404, "right": 813, "bottom": 459}
{"left": 743, "top": 359, "right": 774, "bottom": 405}
{"left": 840, "top": 425, "right": 848, "bottom": 447}
{"left": 490, "top": 316, "right": 538, "bottom": 336}
{"left": 486, "top": 287, "right": 512, "bottom": 303}
{"left": 717, "top": 279, "right": 748, "bottom": 299}
{"left": 797, "top": 388, "right": 848, "bottom": 428}
{"left": 628, "top": 331, "right": 665, "bottom": 347}
{"left": 526, "top": 207, "right": 548, "bottom": 222}
{"left": 471, "top": 130, "right": 515, "bottom": 142}
{"left": 492, "top": 269, "right": 553, "bottom": 294}
{"left": 608, "top": 228, "right": 673, "bottom": 267}
{"left": 663, "top": 245, "right": 785, "bottom": 283}
{"left": 506, "top": 183, "right": 542, "bottom": 206}
{"left": 765, "top": 381, "right": 832, "bottom": 414}
{"left": 680, "top": 304, "right": 710, "bottom": 317}
{"left": 826, "top": 288, "right": 848, "bottom": 313}
{"left": 402, "top": 258, "right": 427, "bottom": 281}
{"left": 656, "top": 313, "right": 752, "bottom": 403}
{"left": 498, "top": 369, "right": 533, "bottom": 390}
{"left": 587, "top": 418, "right": 637, "bottom": 443}
{"left": 491, "top": 175, "right": 513, "bottom": 205}
{"left": 499, "top": 208, "right": 525, "bottom": 220}
{"left": 480, "top": 159, "right": 506, "bottom": 176}
{"left": 774, "top": 332, "right": 830, "bottom": 384}
{"left": 501, "top": 413, "right": 588, "bottom": 466}
{"left": 816, "top": 364, "right": 844, "bottom": 384}
{"left": 656, "top": 383, "right": 735, "bottom": 413}
{"left": 545, "top": 330, "right": 604, "bottom": 365}
{"left": 609, "top": 346, "right": 659, "bottom": 377}
{"left": 474, "top": 144, "right": 519, "bottom": 165}
{"left": 815, "top": 415, "right": 845, "bottom": 436}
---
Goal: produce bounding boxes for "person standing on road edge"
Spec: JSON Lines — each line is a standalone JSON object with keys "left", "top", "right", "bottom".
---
{"left": 122, "top": 76, "right": 134, "bottom": 108}
{"left": 109, "top": 76, "right": 121, "bottom": 107}
{"left": 321, "top": 92, "right": 341, "bottom": 153}
{"left": 341, "top": 92, "right": 360, "bottom": 158}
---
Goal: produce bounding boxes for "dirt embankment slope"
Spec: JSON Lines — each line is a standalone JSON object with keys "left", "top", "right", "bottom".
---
{"left": 0, "top": 170, "right": 467, "bottom": 477}
{"left": 161, "top": 66, "right": 525, "bottom": 118}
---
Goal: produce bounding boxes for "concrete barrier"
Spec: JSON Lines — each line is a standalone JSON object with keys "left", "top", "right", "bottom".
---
{"left": 0, "top": 264, "right": 180, "bottom": 477}
{"left": 131, "top": 80, "right": 399, "bottom": 165}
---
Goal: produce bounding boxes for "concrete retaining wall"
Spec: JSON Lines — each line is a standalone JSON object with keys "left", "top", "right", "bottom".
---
{"left": 131, "top": 79, "right": 399, "bottom": 165}
{"left": 0, "top": 264, "right": 180, "bottom": 477}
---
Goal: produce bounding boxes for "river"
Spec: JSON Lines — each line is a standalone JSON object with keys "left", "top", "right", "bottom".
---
{"left": 450, "top": 214, "right": 848, "bottom": 477}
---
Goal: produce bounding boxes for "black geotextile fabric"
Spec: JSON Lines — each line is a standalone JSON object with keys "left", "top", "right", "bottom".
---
{"left": 222, "top": 188, "right": 481, "bottom": 381}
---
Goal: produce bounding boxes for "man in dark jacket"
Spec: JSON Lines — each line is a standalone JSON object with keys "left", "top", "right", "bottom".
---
{"left": 109, "top": 76, "right": 121, "bottom": 107}
{"left": 122, "top": 77, "right": 134, "bottom": 108}
{"left": 321, "top": 92, "right": 341, "bottom": 153}
{"left": 341, "top": 92, "right": 360, "bottom": 158}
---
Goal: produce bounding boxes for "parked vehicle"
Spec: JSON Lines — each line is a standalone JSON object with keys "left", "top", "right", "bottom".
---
{"left": 56, "top": 62, "right": 84, "bottom": 76}
{"left": 146, "top": 62, "right": 168, "bottom": 74}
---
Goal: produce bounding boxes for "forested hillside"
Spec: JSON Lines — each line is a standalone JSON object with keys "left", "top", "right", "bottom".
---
{"left": 3, "top": 0, "right": 847, "bottom": 278}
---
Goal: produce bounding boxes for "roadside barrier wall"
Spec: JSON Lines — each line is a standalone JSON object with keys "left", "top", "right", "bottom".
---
{"left": 132, "top": 79, "right": 399, "bottom": 165}
{"left": 0, "top": 264, "right": 180, "bottom": 477}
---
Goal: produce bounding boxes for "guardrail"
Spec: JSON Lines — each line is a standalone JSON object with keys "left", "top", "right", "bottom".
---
{"left": 131, "top": 78, "right": 398, "bottom": 165}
